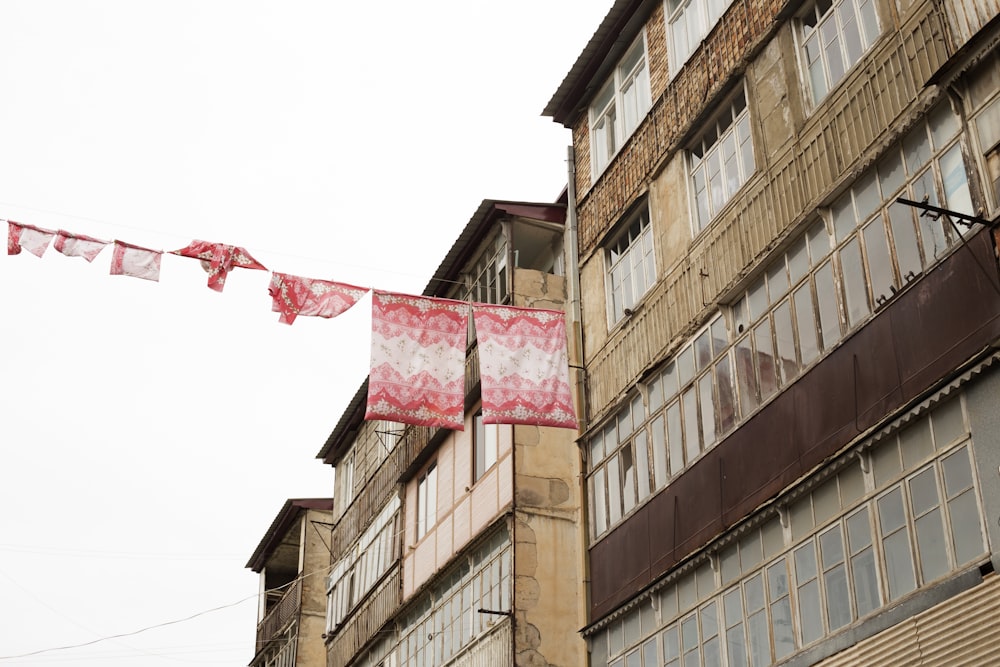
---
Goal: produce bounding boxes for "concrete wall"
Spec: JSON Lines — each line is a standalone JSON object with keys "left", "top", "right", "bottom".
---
{"left": 297, "top": 508, "right": 332, "bottom": 667}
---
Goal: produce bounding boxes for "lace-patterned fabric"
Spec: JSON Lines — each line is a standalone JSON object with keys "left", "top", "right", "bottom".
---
{"left": 268, "top": 273, "right": 368, "bottom": 325}
{"left": 473, "top": 304, "right": 576, "bottom": 428}
{"left": 366, "top": 291, "right": 468, "bottom": 429}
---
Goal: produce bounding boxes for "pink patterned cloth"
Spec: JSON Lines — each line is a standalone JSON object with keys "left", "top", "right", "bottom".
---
{"left": 366, "top": 291, "right": 468, "bottom": 429}
{"left": 54, "top": 230, "right": 109, "bottom": 262}
{"left": 8, "top": 221, "right": 55, "bottom": 257}
{"left": 268, "top": 273, "right": 368, "bottom": 325}
{"left": 6, "top": 220, "right": 21, "bottom": 255}
{"left": 172, "top": 240, "right": 267, "bottom": 292}
{"left": 472, "top": 304, "right": 576, "bottom": 428}
{"left": 110, "top": 241, "right": 162, "bottom": 281}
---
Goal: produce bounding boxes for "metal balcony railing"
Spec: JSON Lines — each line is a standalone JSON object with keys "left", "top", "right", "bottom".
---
{"left": 255, "top": 578, "right": 301, "bottom": 649}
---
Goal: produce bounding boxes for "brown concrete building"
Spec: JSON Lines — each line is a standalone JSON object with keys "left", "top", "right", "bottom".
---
{"left": 247, "top": 498, "right": 335, "bottom": 667}
{"left": 545, "top": 0, "right": 1000, "bottom": 664}
{"left": 318, "top": 200, "right": 588, "bottom": 667}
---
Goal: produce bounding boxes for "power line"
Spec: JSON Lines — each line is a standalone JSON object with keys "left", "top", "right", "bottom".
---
{"left": 0, "top": 562, "right": 334, "bottom": 662}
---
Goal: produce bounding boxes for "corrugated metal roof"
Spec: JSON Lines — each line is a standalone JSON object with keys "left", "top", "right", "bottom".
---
{"left": 245, "top": 497, "right": 333, "bottom": 572}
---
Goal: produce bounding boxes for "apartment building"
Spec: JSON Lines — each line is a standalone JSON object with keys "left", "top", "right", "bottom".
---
{"left": 545, "top": 0, "right": 1000, "bottom": 665}
{"left": 318, "top": 200, "right": 587, "bottom": 667}
{"left": 247, "top": 498, "right": 334, "bottom": 667}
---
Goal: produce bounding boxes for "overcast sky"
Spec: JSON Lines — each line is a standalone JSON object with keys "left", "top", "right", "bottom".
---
{"left": 0, "top": 2, "right": 609, "bottom": 664}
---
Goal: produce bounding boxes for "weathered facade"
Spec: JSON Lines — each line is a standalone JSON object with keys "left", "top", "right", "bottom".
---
{"left": 318, "top": 201, "right": 588, "bottom": 667}
{"left": 247, "top": 498, "right": 334, "bottom": 667}
{"left": 546, "top": 0, "right": 1000, "bottom": 664}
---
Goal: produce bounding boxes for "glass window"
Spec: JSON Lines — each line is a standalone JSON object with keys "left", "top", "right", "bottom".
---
{"left": 591, "top": 35, "right": 651, "bottom": 175}
{"left": 417, "top": 463, "right": 438, "bottom": 539}
{"left": 800, "top": 0, "right": 880, "bottom": 106}
{"left": 474, "top": 412, "right": 499, "bottom": 482}
{"left": 608, "top": 205, "right": 656, "bottom": 325}
{"left": 690, "top": 90, "right": 755, "bottom": 231}
{"left": 667, "top": 0, "right": 734, "bottom": 74}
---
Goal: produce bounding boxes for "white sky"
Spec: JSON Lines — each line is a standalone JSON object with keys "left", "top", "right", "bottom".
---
{"left": 0, "top": 2, "right": 609, "bottom": 664}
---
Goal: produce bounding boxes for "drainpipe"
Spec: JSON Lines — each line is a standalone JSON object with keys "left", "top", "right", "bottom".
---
{"left": 564, "top": 145, "right": 592, "bottom": 643}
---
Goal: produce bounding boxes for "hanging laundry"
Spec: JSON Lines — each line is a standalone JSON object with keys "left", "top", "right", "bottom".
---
{"left": 7, "top": 221, "right": 55, "bottom": 257}
{"left": 366, "top": 291, "right": 468, "bottom": 430}
{"left": 172, "top": 240, "right": 267, "bottom": 292}
{"left": 472, "top": 304, "right": 577, "bottom": 428}
{"left": 54, "top": 230, "right": 109, "bottom": 262}
{"left": 268, "top": 273, "right": 368, "bottom": 325}
{"left": 6, "top": 220, "right": 20, "bottom": 255}
{"left": 110, "top": 241, "right": 162, "bottom": 281}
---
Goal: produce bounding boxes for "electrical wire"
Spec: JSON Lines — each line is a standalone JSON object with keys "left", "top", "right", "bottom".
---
{"left": 0, "top": 562, "right": 335, "bottom": 662}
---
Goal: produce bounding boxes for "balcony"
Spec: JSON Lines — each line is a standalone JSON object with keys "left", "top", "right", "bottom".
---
{"left": 255, "top": 578, "right": 301, "bottom": 651}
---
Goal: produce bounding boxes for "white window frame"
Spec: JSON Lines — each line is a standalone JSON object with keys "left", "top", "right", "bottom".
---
{"left": 606, "top": 203, "right": 656, "bottom": 326}
{"left": 416, "top": 462, "right": 437, "bottom": 540}
{"left": 665, "top": 0, "right": 732, "bottom": 76}
{"left": 590, "top": 32, "right": 651, "bottom": 177}
{"left": 689, "top": 87, "right": 755, "bottom": 233}
{"left": 474, "top": 411, "right": 499, "bottom": 483}
{"left": 797, "top": 0, "right": 880, "bottom": 107}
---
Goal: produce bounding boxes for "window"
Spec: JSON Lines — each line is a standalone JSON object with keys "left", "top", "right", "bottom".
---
{"left": 967, "top": 51, "right": 1000, "bottom": 207}
{"left": 326, "top": 497, "right": 401, "bottom": 633}
{"left": 591, "top": 34, "right": 651, "bottom": 175}
{"left": 465, "top": 233, "right": 508, "bottom": 305}
{"left": 588, "top": 397, "right": 986, "bottom": 666}
{"left": 588, "top": 314, "right": 733, "bottom": 539}
{"left": 416, "top": 463, "right": 437, "bottom": 540}
{"left": 394, "top": 527, "right": 511, "bottom": 667}
{"left": 474, "top": 412, "right": 499, "bottom": 482}
{"left": 799, "top": 0, "right": 879, "bottom": 106}
{"left": 666, "top": 0, "right": 732, "bottom": 75}
{"left": 690, "top": 89, "right": 755, "bottom": 232}
{"left": 607, "top": 205, "right": 656, "bottom": 325}
{"left": 588, "top": 104, "right": 975, "bottom": 542}
{"left": 336, "top": 452, "right": 355, "bottom": 516}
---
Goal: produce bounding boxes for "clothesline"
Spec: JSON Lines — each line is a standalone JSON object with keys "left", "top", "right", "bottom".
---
{"left": 6, "top": 218, "right": 578, "bottom": 430}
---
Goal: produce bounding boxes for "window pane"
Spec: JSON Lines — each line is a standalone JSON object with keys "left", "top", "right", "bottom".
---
{"left": 735, "top": 335, "right": 759, "bottom": 414}
{"left": 773, "top": 301, "right": 798, "bottom": 385}
{"left": 878, "top": 489, "right": 916, "bottom": 600}
{"left": 815, "top": 261, "right": 841, "bottom": 350}
{"left": 888, "top": 202, "right": 923, "bottom": 282}
{"left": 698, "top": 373, "right": 717, "bottom": 448}
{"left": 621, "top": 447, "right": 636, "bottom": 514}
{"left": 651, "top": 415, "right": 668, "bottom": 489}
{"left": 863, "top": 218, "right": 895, "bottom": 307}
{"left": 683, "top": 387, "right": 700, "bottom": 462}
{"left": 608, "top": 456, "right": 623, "bottom": 525}
{"left": 840, "top": 238, "right": 870, "bottom": 327}
{"left": 635, "top": 431, "right": 651, "bottom": 501}
{"left": 794, "top": 283, "right": 820, "bottom": 365}
{"left": 668, "top": 401, "right": 685, "bottom": 475}
{"left": 754, "top": 319, "right": 779, "bottom": 400}
{"left": 716, "top": 355, "right": 737, "bottom": 433}
{"left": 940, "top": 143, "right": 973, "bottom": 216}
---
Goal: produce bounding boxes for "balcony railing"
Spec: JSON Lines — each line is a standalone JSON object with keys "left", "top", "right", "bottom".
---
{"left": 255, "top": 578, "right": 301, "bottom": 649}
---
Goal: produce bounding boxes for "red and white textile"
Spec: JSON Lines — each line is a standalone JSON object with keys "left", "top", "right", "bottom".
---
{"left": 54, "top": 230, "right": 109, "bottom": 262}
{"left": 8, "top": 221, "right": 55, "bottom": 258}
{"left": 472, "top": 304, "right": 576, "bottom": 428}
{"left": 268, "top": 273, "right": 368, "bottom": 325}
{"left": 6, "top": 220, "right": 21, "bottom": 255}
{"left": 172, "top": 240, "right": 267, "bottom": 292}
{"left": 366, "top": 291, "right": 468, "bottom": 429}
{"left": 110, "top": 241, "right": 162, "bottom": 282}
